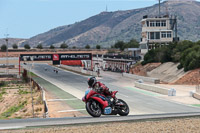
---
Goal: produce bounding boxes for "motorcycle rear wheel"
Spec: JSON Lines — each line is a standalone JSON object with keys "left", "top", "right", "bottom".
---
{"left": 86, "top": 100, "right": 102, "bottom": 117}
{"left": 117, "top": 99, "right": 129, "bottom": 116}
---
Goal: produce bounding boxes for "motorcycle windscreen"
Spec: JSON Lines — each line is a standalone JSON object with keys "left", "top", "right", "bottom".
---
{"left": 85, "top": 89, "right": 90, "bottom": 95}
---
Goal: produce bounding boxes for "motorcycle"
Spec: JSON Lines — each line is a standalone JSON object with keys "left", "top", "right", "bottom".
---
{"left": 82, "top": 89, "right": 129, "bottom": 117}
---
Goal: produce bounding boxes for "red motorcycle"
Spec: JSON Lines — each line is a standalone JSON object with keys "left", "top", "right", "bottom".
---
{"left": 82, "top": 89, "right": 129, "bottom": 117}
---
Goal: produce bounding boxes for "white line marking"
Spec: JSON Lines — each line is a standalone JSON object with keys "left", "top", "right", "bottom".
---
{"left": 0, "top": 126, "right": 26, "bottom": 130}
{"left": 58, "top": 109, "right": 86, "bottom": 113}
{"left": 47, "top": 98, "right": 78, "bottom": 102}
{"left": 118, "top": 93, "right": 129, "bottom": 98}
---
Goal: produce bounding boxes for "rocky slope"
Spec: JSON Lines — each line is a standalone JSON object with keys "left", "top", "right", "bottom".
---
{"left": 0, "top": 38, "right": 26, "bottom": 48}
{"left": 22, "top": 0, "right": 200, "bottom": 47}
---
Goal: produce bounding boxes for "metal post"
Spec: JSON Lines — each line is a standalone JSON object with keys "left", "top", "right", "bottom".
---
{"left": 19, "top": 57, "right": 20, "bottom": 76}
{"left": 5, "top": 38, "right": 9, "bottom": 75}
{"left": 91, "top": 54, "right": 93, "bottom": 71}
{"left": 159, "top": 0, "right": 161, "bottom": 17}
{"left": 30, "top": 57, "right": 35, "bottom": 118}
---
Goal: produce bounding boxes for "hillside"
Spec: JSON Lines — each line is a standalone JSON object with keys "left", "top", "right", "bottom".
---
{"left": 0, "top": 38, "right": 27, "bottom": 48}
{"left": 22, "top": 0, "right": 200, "bottom": 47}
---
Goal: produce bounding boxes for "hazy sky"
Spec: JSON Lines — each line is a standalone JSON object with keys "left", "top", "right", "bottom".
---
{"left": 0, "top": 0, "right": 199, "bottom": 39}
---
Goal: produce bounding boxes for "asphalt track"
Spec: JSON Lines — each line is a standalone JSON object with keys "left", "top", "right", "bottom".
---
{"left": 30, "top": 63, "right": 200, "bottom": 114}
{"left": 0, "top": 63, "right": 200, "bottom": 130}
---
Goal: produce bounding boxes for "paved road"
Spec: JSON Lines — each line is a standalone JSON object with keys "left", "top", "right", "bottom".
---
{"left": 29, "top": 63, "right": 200, "bottom": 115}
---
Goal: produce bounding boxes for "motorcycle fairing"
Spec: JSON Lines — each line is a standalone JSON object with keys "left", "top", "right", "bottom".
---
{"left": 91, "top": 97, "right": 108, "bottom": 109}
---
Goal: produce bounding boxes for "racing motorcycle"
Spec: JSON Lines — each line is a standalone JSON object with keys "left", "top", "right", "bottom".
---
{"left": 82, "top": 89, "right": 129, "bottom": 117}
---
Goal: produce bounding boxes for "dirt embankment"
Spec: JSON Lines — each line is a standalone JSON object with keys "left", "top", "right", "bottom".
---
{"left": 172, "top": 68, "right": 200, "bottom": 85}
{"left": 0, "top": 78, "right": 44, "bottom": 119}
{"left": 129, "top": 62, "right": 200, "bottom": 85}
{"left": 129, "top": 63, "right": 161, "bottom": 76}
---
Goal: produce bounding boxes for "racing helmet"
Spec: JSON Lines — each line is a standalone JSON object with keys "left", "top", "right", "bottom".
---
{"left": 87, "top": 76, "right": 97, "bottom": 87}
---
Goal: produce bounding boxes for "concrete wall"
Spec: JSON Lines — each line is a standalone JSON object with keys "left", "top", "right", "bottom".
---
{"left": 193, "top": 93, "right": 200, "bottom": 100}
{"left": 60, "top": 65, "right": 97, "bottom": 77}
{"left": 147, "top": 62, "right": 186, "bottom": 83}
{"left": 192, "top": 86, "right": 200, "bottom": 100}
{"left": 135, "top": 81, "right": 176, "bottom": 96}
{"left": 122, "top": 73, "right": 160, "bottom": 84}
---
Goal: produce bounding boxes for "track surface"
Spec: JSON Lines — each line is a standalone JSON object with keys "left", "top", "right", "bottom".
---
{"left": 0, "top": 63, "right": 200, "bottom": 130}
{"left": 30, "top": 64, "right": 200, "bottom": 114}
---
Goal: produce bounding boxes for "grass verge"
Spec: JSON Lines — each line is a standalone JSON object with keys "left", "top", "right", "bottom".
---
{"left": 32, "top": 76, "right": 87, "bottom": 114}
{"left": 0, "top": 101, "right": 27, "bottom": 119}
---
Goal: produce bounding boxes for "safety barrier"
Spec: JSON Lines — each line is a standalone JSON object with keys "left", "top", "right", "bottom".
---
{"left": 135, "top": 81, "right": 176, "bottom": 96}
{"left": 32, "top": 79, "right": 49, "bottom": 118}
{"left": 60, "top": 65, "right": 98, "bottom": 77}
{"left": 191, "top": 86, "right": 200, "bottom": 100}
{"left": 122, "top": 73, "right": 160, "bottom": 84}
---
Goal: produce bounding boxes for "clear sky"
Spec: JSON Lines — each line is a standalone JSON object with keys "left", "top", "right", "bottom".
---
{"left": 0, "top": 0, "right": 199, "bottom": 39}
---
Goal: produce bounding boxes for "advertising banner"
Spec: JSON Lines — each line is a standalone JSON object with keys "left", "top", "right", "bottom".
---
{"left": 20, "top": 53, "right": 92, "bottom": 61}
{"left": 20, "top": 54, "right": 52, "bottom": 61}
{"left": 59, "top": 53, "right": 92, "bottom": 60}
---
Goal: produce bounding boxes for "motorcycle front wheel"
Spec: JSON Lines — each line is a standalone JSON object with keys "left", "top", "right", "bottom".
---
{"left": 86, "top": 99, "right": 102, "bottom": 117}
{"left": 117, "top": 99, "right": 129, "bottom": 116}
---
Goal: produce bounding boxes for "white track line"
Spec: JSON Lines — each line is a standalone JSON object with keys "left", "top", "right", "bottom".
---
{"left": 0, "top": 126, "right": 26, "bottom": 130}
{"left": 58, "top": 109, "right": 86, "bottom": 113}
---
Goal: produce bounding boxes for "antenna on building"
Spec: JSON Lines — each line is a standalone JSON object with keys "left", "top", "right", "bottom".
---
{"left": 165, "top": 1, "right": 169, "bottom": 17}
{"left": 158, "top": 0, "right": 161, "bottom": 17}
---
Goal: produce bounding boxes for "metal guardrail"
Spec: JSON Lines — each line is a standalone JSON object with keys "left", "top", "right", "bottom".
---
{"left": 32, "top": 79, "right": 49, "bottom": 118}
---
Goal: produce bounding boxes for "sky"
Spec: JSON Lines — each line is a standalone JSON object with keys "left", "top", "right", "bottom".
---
{"left": 0, "top": 0, "right": 199, "bottom": 39}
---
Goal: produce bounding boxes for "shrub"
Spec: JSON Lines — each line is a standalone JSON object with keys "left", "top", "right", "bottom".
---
{"left": 24, "top": 44, "right": 31, "bottom": 49}
{"left": 1, "top": 44, "right": 7, "bottom": 51}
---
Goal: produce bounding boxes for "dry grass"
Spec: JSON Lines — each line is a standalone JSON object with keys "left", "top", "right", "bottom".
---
{"left": 0, "top": 78, "right": 44, "bottom": 119}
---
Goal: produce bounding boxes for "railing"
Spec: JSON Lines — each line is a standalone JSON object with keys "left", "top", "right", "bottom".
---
{"left": 32, "top": 79, "right": 49, "bottom": 118}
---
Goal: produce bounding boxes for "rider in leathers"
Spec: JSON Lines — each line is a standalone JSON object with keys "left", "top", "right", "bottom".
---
{"left": 87, "top": 77, "right": 114, "bottom": 103}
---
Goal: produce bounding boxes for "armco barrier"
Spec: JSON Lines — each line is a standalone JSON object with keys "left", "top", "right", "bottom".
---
{"left": 135, "top": 81, "right": 176, "bottom": 96}
{"left": 122, "top": 73, "right": 160, "bottom": 84}
{"left": 32, "top": 79, "right": 49, "bottom": 118}
{"left": 60, "top": 65, "right": 97, "bottom": 77}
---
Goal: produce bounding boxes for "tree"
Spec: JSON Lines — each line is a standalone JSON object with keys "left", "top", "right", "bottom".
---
{"left": 1, "top": 44, "right": 7, "bottom": 51}
{"left": 24, "top": 44, "right": 30, "bottom": 49}
{"left": 141, "top": 49, "right": 156, "bottom": 65}
{"left": 60, "top": 42, "right": 68, "bottom": 49}
{"left": 85, "top": 44, "right": 90, "bottom": 49}
{"left": 179, "top": 45, "right": 200, "bottom": 71}
{"left": 96, "top": 45, "right": 101, "bottom": 49}
{"left": 36, "top": 44, "right": 43, "bottom": 49}
{"left": 125, "top": 39, "right": 139, "bottom": 48}
{"left": 114, "top": 41, "right": 125, "bottom": 51}
{"left": 12, "top": 44, "right": 18, "bottom": 49}
{"left": 49, "top": 45, "right": 55, "bottom": 49}
{"left": 72, "top": 46, "right": 76, "bottom": 49}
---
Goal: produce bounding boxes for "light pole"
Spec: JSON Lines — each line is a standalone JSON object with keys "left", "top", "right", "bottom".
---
{"left": 23, "top": 56, "right": 35, "bottom": 118}
{"left": 4, "top": 34, "right": 9, "bottom": 75}
{"left": 30, "top": 56, "right": 35, "bottom": 118}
